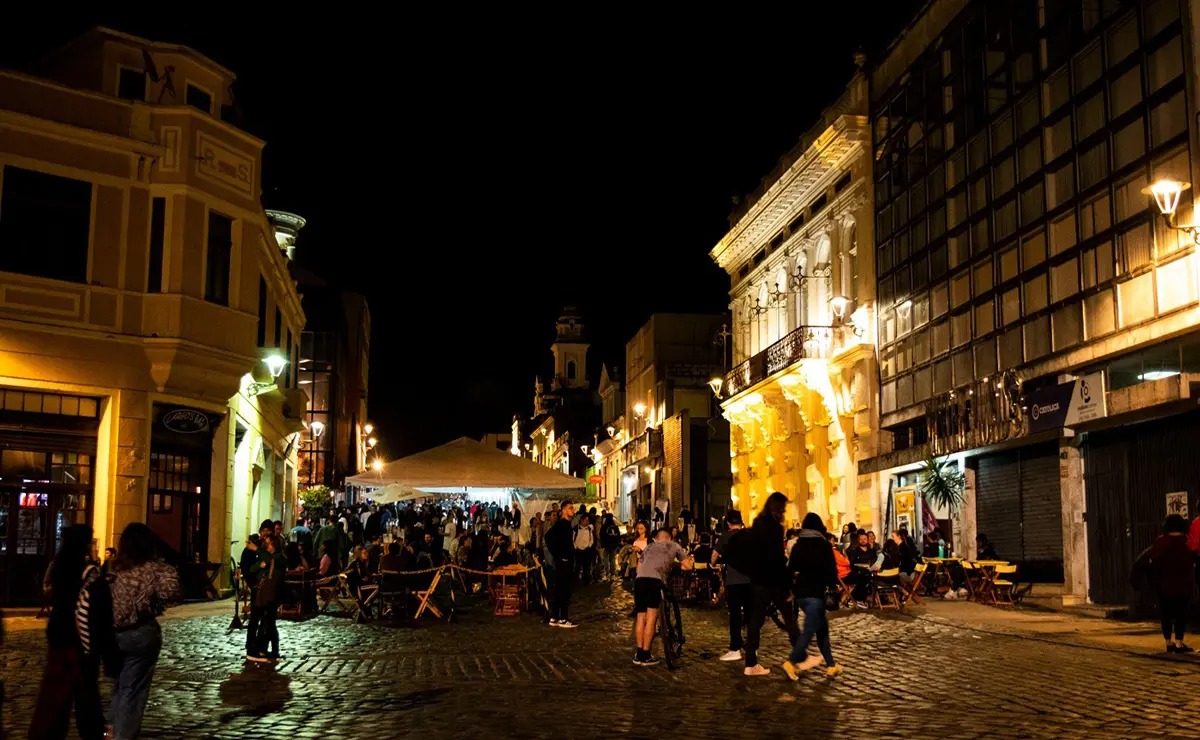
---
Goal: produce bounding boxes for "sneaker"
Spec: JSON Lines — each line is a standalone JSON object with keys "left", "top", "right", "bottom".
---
{"left": 558, "top": 620, "right": 578, "bottom": 629}
{"left": 640, "top": 655, "right": 661, "bottom": 666}
{"left": 855, "top": 601, "right": 869, "bottom": 609}
{"left": 743, "top": 664, "right": 770, "bottom": 677}
{"left": 781, "top": 660, "right": 801, "bottom": 681}
{"left": 632, "top": 654, "right": 646, "bottom": 666}
{"left": 719, "top": 650, "right": 743, "bottom": 662}
{"left": 246, "top": 653, "right": 269, "bottom": 663}
{"left": 826, "top": 664, "right": 844, "bottom": 677}
{"left": 1178, "top": 644, "right": 1196, "bottom": 653}
{"left": 548, "top": 619, "right": 561, "bottom": 627}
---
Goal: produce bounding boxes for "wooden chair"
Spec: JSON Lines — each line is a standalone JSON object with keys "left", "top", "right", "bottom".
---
{"left": 836, "top": 576, "right": 855, "bottom": 608}
{"left": 902, "top": 563, "right": 927, "bottom": 604}
{"left": 990, "top": 564, "right": 1019, "bottom": 605}
{"left": 871, "top": 568, "right": 904, "bottom": 609}
{"left": 414, "top": 567, "right": 445, "bottom": 619}
{"left": 959, "top": 561, "right": 981, "bottom": 600}
{"left": 316, "top": 572, "right": 354, "bottom": 615}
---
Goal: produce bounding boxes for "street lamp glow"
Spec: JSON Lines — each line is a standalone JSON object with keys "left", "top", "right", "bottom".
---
{"left": 367, "top": 437, "right": 378, "bottom": 448}
{"left": 309, "top": 420, "right": 325, "bottom": 438}
{"left": 371, "top": 459, "right": 384, "bottom": 472}
{"left": 1143, "top": 179, "right": 1190, "bottom": 217}
{"left": 363, "top": 423, "right": 374, "bottom": 435}
{"left": 707, "top": 377, "right": 723, "bottom": 397}
{"left": 264, "top": 354, "right": 288, "bottom": 378}
{"left": 830, "top": 295, "right": 850, "bottom": 319}
{"left": 633, "top": 402, "right": 647, "bottom": 418}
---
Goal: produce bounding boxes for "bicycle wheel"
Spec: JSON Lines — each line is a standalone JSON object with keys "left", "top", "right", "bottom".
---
{"left": 659, "top": 596, "right": 684, "bottom": 669}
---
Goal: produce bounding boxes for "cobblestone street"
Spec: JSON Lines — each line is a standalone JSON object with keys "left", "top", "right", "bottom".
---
{"left": 4, "top": 583, "right": 1200, "bottom": 739}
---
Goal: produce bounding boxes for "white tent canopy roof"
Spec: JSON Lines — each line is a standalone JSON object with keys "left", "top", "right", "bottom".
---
{"left": 345, "top": 436, "right": 585, "bottom": 493}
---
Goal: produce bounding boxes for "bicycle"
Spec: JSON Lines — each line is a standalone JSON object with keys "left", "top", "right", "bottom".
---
{"left": 657, "top": 577, "right": 685, "bottom": 669}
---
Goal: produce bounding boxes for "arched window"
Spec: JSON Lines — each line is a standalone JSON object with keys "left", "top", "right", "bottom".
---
{"left": 812, "top": 236, "right": 832, "bottom": 324}
{"left": 567, "top": 361, "right": 577, "bottom": 380}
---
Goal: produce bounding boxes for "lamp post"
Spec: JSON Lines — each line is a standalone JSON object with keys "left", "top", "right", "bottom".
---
{"left": 247, "top": 354, "right": 289, "bottom": 396}
{"left": 1144, "top": 179, "right": 1196, "bottom": 240}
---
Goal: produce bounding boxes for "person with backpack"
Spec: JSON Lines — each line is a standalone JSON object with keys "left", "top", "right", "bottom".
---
{"left": 781, "top": 513, "right": 842, "bottom": 680}
{"left": 107, "top": 523, "right": 180, "bottom": 740}
{"left": 29, "top": 524, "right": 106, "bottom": 740}
{"left": 599, "top": 513, "right": 622, "bottom": 580}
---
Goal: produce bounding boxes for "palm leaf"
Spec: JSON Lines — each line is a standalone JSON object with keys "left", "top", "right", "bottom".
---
{"left": 919, "top": 455, "right": 965, "bottom": 512}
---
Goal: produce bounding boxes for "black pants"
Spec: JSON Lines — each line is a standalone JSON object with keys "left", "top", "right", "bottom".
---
{"left": 576, "top": 549, "right": 594, "bottom": 585}
{"left": 848, "top": 571, "right": 870, "bottom": 602}
{"left": 1160, "top": 592, "right": 1188, "bottom": 641}
{"left": 744, "top": 584, "right": 799, "bottom": 668}
{"left": 725, "top": 583, "right": 751, "bottom": 652}
{"left": 29, "top": 644, "right": 104, "bottom": 740}
{"left": 553, "top": 561, "right": 574, "bottom": 621}
{"left": 246, "top": 604, "right": 265, "bottom": 654}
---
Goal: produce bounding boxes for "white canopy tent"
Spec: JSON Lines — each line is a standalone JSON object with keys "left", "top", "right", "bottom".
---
{"left": 346, "top": 438, "right": 585, "bottom": 531}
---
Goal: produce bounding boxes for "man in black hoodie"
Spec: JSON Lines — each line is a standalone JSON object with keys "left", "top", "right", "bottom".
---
{"left": 544, "top": 500, "right": 578, "bottom": 628}
{"left": 740, "top": 491, "right": 799, "bottom": 677}
{"left": 781, "top": 512, "right": 842, "bottom": 680}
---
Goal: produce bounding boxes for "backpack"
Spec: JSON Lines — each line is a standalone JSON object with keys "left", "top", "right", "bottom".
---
{"left": 75, "top": 564, "right": 117, "bottom": 671}
{"left": 718, "top": 528, "right": 758, "bottom": 580}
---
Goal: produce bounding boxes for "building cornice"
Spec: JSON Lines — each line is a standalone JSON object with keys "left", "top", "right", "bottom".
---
{"left": 0, "top": 108, "right": 164, "bottom": 159}
{"left": 710, "top": 115, "right": 868, "bottom": 273}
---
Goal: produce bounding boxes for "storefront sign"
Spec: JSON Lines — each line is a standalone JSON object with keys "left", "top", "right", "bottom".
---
{"left": 195, "top": 132, "right": 254, "bottom": 196}
{"left": 162, "top": 408, "right": 210, "bottom": 434}
{"left": 588, "top": 474, "right": 604, "bottom": 484}
{"left": 1167, "top": 491, "right": 1188, "bottom": 518}
{"left": 1027, "top": 372, "right": 1106, "bottom": 433}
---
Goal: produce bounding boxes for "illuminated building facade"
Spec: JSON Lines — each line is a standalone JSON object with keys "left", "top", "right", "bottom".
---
{"left": 712, "top": 68, "right": 879, "bottom": 531}
{"left": 523, "top": 308, "right": 601, "bottom": 478}
{"left": 0, "top": 28, "right": 305, "bottom": 602}
{"left": 864, "top": 0, "right": 1200, "bottom": 612}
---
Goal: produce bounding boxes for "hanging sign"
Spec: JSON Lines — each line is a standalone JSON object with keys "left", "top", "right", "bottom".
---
{"left": 1167, "top": 492, "right": 1188, "bottom": 519}
{"left": 588, "top": 474, "right": 604, "bottom": 484}
{"left": 1027, "top": 372, "right": 1106, "bottom": 433}
{"left": 162, "top": 407, "right": 211, "bottom": 434}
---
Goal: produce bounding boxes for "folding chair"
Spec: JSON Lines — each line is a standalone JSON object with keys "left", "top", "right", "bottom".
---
{"left": 990, "top": 564, "right": 1019, "bottom": 606}
{"left": 316, "top": 572, "right": 355, "bottom": 615}
{"left": 354, "top": 583, "right": 380, "bottom": 623}
{"left": 870, "top": 568, "right": 904, "bottom": 609}
{"left": 902, "top": 563, "right": 927, "bottom": 605}
{"left": 958, "top": 560, "right": 980, "bottom": 600}
{"left": 279, "top": 576, "right": 306, "bottom": 619}
{"left": 836, "top": 576, "right": 855, "bottom": 608}
{"left": 414, "top": 567, "right": 446, "bottom": 619}
{"left": 377, "top": 570, "right": 408, "bottom": 620}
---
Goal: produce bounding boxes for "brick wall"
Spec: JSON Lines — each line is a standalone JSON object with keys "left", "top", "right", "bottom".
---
{"left": 663, "top": 413, "right": 685, "bottom": 516}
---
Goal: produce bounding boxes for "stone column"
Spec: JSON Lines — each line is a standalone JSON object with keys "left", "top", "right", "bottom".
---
{"left": 958, "top": 465, "right": 977, "bottom": 559}
{"left": 1059, "top": 439, "right": 1088, "bottom": 606}
{"left": 110, "top": 389, "right": 149, "bottom": 548}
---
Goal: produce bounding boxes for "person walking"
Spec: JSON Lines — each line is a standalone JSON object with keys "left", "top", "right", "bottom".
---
{"left": 781, "top": 513, "right": 842, "bottom": 679}
{"left": 545, "top": 501, "right": 578, "bottom": 628}
{"left": 107, "top": 523, "right": 180, "bottom": 740}
{"left": 731, "top": 492, "right": 799, "bottom": 677}
{"left": 715, "top": 510, "right": 750, "bottom": 663}
{"left": 599, "top": 513, "right": 622, "bottom": 580}
{"left": 1135, "top": 514, "right": 1195, "bottom": 653}
{"left": 28, "top": 524, "right": 105, "bottom": 740}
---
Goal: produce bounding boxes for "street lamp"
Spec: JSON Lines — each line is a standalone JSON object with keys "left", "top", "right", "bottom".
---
{"left": 364, "top": 423, "right": 374, "bottom": 435}
{"left": 633, "top": 402, "right": 647, "bottom": 418}
{"left": 309, "top": 420, "right": 325, "bottom": 439}
{"left": 371, "top": 459, "right": 383, "bottom": 472}
{"left": 1144, "top": 179, "right": 1196, "bottom": 241}
{"left": 830, "top": 295, "right": 850, "bottom": 320}
{"left": 248, "top": 354, "right": 288, "bottom": 396}
{"left": 367, "top": 437, "right": 377, "bottom": 448}
{"left": 707, "top": 377, "right": 723, "bottom": 397}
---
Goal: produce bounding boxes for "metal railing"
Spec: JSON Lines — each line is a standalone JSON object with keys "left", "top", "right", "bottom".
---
{"left": 724, "top": 325, "right": 834, "bottom": 397}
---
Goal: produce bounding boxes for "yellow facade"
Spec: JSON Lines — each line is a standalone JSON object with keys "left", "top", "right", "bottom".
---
{"left": 0, "top": 29, "right": 304, "bottom": 602}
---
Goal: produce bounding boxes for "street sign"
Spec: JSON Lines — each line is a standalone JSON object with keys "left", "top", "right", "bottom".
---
{"left": 1027, "top": 372, "right": 1106, "bottom": 433}
{"left": 588, "top": 474, "right": 604, "bottom": 484}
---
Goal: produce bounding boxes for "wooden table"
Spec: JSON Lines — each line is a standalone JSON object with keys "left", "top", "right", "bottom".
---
{"left": 921, "top": 557, "right": 961, "bottom": 595}
{"left": 488, "top": 565, "right": 528, "bottom": 615}
{"left": 972, "top": 560, "right": 1009, "bottom": 604}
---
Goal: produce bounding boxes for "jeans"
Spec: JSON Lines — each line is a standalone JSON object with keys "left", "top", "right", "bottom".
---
{"left": 788, "top": 596, "right": 835, "bottom": 666}
{"left": 601, "top": 547, "right": 618, "bottom": 578}
{"left": 247, "top": 604, "right": 266, "bottom": 655}
{"left": 258, "top": 603, "right": 279, "bottom": 656}
{"left": 725, "top": 583, "right": 751, "bottom": 651}
{"left": 553, "top": 561, "right": 574, "bottom": 621}
{"left": 1160, "top": 592, "right": 1189, "bottom": 641}
{"left": 29, "top": 644, "right": 104, "bottom": 740}
{"left": 109, "top": 621, "right": 162, "bottom": 740}
{"left": 575, "top": 549, "right": 594, "bottom": 585}
{"left": 744, "top": 585, "right": 799, "bottom": 668}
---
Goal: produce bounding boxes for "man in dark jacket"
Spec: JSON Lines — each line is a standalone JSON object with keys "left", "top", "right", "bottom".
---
{"left": 846, "top": 530, "right": 879, "bottom": 605}
{"left": 782, "top": 513, "right": 841, "bottom": 679}
{"left": 544, "top": 501, "right": 578, "bottom": 628}
{"left": 599, "top": 513, "right": 622, "bottom": 580}
{"left": 715, "top": 510, "right": 751, "bottom": 662}
{"left": 739, "top": 492, "right": 799, "bottom": 677}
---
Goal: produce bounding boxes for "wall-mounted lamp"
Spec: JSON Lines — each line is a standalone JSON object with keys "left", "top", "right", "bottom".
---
{"left": 309, "top": 420, "right": 325, "bottom": 439}
{"left": 708, "top": 377, "right": 724, "bottom": 397}
{"left": 367, "top": 437, "right": 378, "bottom": 448}
{"left": 1144, "top": 179, "right": 1197, "bottom": 243}
{"left": 633, "top": 402, "right": 647, "bottom": 418}
{"left": 364, "top": 423, "right": 374, "bottom": 435}
{"left": 606, "top": 424, "right": 616, "bottom": 437}
{"left": 248, "top": 354, "right": 288, "bottom": 396}
{"left": 830, "top": 295, "right": 850, "bottom": 320}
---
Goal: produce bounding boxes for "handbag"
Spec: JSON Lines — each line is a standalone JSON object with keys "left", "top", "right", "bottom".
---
{"left": 254, "top": 558, "right": 277, "bottom": 607}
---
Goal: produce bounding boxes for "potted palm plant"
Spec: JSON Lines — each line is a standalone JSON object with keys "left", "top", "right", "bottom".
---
{"left": 919, "top": 455, "right": 965, "bottom": 512}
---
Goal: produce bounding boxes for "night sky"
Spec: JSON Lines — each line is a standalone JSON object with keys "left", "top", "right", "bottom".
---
{"left": 4, "top": 7, "right": 920, "bottom": 457}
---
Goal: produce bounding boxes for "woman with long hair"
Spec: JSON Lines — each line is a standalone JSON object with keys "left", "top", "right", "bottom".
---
{"left": 29, "top": 524, "right": 105, "bottom": 739}
{"left": 107, "top": 522, "right": 180, "bottom": 739}
{"left": 741, "top": 492, "right": 799, "bottom": 677}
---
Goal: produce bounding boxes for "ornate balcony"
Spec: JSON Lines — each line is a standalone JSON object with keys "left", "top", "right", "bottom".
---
{"left": 724, "top": 325, "right": 835, "bottom": 397}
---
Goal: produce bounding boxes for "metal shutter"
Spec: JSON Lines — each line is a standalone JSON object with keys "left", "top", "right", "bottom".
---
{"left": 1018, "top": 446, "right": 1062, "bottom": 562}
{"left": 976, "top": 451, "right": 1022, "bottom": 562}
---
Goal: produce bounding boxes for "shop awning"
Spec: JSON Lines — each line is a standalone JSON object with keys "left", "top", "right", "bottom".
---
{"left": 345, "top": 436, "right": 585, "bottom": 495}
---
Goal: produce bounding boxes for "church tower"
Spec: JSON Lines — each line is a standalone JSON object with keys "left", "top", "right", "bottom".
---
{"left": 551, "top": 306, "right": 589, "bottom": 390}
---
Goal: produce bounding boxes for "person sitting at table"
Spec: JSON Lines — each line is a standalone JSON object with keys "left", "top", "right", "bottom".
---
{"left": 924, "top": 529, "right": 946, "bottom": 558}
{"left": 691, "top": 533, "right": 714, "bottom": 566}
{"left": 379, "top": 542, "right": 405, "bottom": 573}
{"left": 846, "top": 531, "right": 881, "bottom": 606}
{"left": 284, "top": 542, "right": 304, "bottom": 574}
{"left": 897, "top": 527, "right": 920, "bottom": 574}
{"left": 347, "top": 546, "right": 373, "bottom": 594}
{"left": 866, "top": 531, "right": 880, "bottom": 555}
{"left": 318, "top": 541, "right": 340, "bottom": 578}
{"left": 827, "top": 534, "right": 851, "bottom": 581}
{"left": 493, "top": 536, "right": 519, "bottom": 568}
{"left": 976, "top": 533, "right": 999, "bottom": 561}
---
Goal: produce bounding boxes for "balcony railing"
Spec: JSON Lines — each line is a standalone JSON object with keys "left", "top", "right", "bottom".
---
{"left": 725, "top": 325, "right": 834, "bottom": 397}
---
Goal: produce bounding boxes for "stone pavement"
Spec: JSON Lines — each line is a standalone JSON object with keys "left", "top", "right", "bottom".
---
{"left": 3, "top": 583, "right": 1200, "bottom": 739}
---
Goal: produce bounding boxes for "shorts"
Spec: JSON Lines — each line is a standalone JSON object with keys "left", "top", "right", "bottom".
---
{"left": 634, "top": 577, "right": 663, "bottom": 613}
